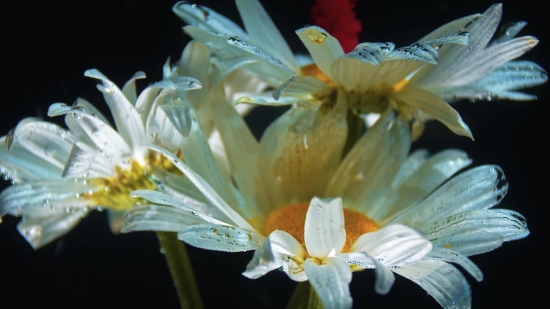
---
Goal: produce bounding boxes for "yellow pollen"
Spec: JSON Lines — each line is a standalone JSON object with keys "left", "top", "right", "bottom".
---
{"left": 391, "top": 77, "right": 410, "bottom": 93}
{"left": 301, "top": 63, "right": 337, "bottom": 88}
{"left": 262, "top": 202, "right": 380, "bottom": 253}
{"left": 84, "top": 150, "right": 183, "bottom": 211}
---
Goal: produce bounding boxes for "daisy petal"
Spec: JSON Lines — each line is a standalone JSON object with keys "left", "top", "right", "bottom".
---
{"left": 121, "top": 71, "right": 147, "bottom": 105}
{"left": 243, "top": 230, "right": 305, "bottom": 280}
{"left": 84, "top": 69, "right": 148, "bottom": 158}
{"left": 177, "top": 224, "right": 265, "bottom": 252}
{"left": 129, "top": 189, "right": 227, "bottom": 226}
{"left": 17, "top": 211, "right": 83, "bottom": 249}
{"left": 396, "top": 87, "right": 472, "bottom": 139}
{"left": 236, "top": 0, "right": 300, "bottom": 72}
{"left": 393, "top": 165, "right": 508, "bottom": 227}
{"left": 395, "top": 261, "right": 472, "bottom": 309}
{"left": 173, "top": 1, "right": 249, "bottom": 38}
{"left": 350, "top": 224, "right": 432, "bottom": 267}
{"left": 427, "top": 209, "right": 529, "bottom": 256}
{"left": 428, "top": 247, "right": 483, "bottom": 282}
{"left": 304, "top": 257, "right": 352, "bottom": 309}
{"left": 145, "top": 144, "right": 254, "bottom": 230}
{"left": 121, "top": 204, "right": 208, "bottom": 233}
{"left": 295, "top": 26, "right": 344, "bottom": 80}
{"left": 336, "top": 252, "right": 395, "bottom": 295}
{"left": 304, "top": 197, "right": 346, "bottom": 258}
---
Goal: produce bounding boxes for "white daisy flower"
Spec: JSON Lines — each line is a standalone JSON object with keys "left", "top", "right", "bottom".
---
{"left": 122, "top": 93, "right": 528, "bottom": 308}
{"left": 173, "top": 1, "right": 546, "bottom": 139}
{"left": 0, "top": 69, "right": 202, "bottom": 249}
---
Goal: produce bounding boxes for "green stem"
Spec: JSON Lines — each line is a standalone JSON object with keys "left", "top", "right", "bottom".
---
{"left": 156, "top": 231, "right": 204, "bottom": 309}
{"left": 342, "top": 110, "right": 364, "bottom": 159}
{"left": 286, "top": 282, "right": 324, "bottom": 309}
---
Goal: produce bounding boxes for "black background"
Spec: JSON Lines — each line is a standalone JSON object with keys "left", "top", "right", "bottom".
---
{"left": 1, "top": 0, "right": 547, "bottom": 308}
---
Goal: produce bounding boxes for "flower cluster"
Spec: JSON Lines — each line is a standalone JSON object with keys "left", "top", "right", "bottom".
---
{"left": 1, "top": 0, "right": 545, "bottom": 308}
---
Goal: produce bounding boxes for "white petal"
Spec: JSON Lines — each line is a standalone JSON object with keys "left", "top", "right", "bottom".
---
{"left": 121, "top": 71, "right": 147, "bottom": 105}
{"left": 64, "top": 112, "right": 132, "bottom": 167}
{"left": 396, "top": 87, "right": 472, "bottom": 139}
{"left": 350, "top": 224, "right": 432, "bottom": 268}
{"left": 172, "top": 1, "right": 249, "bottom": 38}
{"left": 84, "top": 69, "right": 149, "bottom": 159}
{"left": 336, "top": 252, "right": 395, "bottom": 295}
{"left": 391, "top": 257, "right": 445, "bottom": 280}
{"left": 236, "top": 0, "right": 300, "bottom": 72}
{"left": 381, "top": 149, "right": 472, "bottom": 224}
{"left": 17, "top": 211, "right": 84, "bottom": 249}
{"left": 243, "top": 230, "right": 306, "bottom": 280}
{"left": 121, "top": 204, "right": 207, "bottom": 233}
{"left": 392, "top": 165, "right": 508, "bottom": 227}
{"left": 12, "top": 119, "right": 77, "bottom": 170}
{"left": 428, "top": 247, "right": 483, "bottom": 282}
{"left": 0, "top": 180, "right": 95, "bottom": 217}
{"left": 146, "top": 144, "right": 254, "bottom": 231}
{"left": 209, "top": 98, "right": 276, "bottom": 219}
{"left": 0, "top": 136, "right": 62, "bottom": 182}
{"left": 177, "top": 224, "right": 265, "bottom": 252}
{"left": 395, "top": 261, "right": 472, "bottom": 309}
{"left": 426, "top": 209, "right": 528, "bottom": 256}
{"left": 62, "top": 142, "right": 114, "bottom": 178}
{"left": 304, "top": 257, "right": 352, "bottom": 309}
{"left": 304, "top": 197, "right": 346, "bottom": 258}
{"left": 272, "top": 75, "right": 333, "bottom": 105}
{"left": 160, "top": 102, "right": 193, "bottom": 137}
{"left": 295, "top": 26, "right": 344, "bottom": 80}
{"left": 129, "top": 190, "right": 228, "bottom": 226}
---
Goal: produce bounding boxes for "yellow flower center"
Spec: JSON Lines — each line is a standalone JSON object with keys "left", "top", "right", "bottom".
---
{"left": 84, "top": 150, "right": 182, "bottom": 211}
{"left": 262, "top": 201, "right": 379, "bottom": 252}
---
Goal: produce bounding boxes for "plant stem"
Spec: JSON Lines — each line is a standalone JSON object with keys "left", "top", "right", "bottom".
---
{"left": 156, "top": 231, "right": 204, "bottom": 309}
{"left": 286, "top": 282, "right": 324, "bottom": 309}
{"left": 342, "top": 110, "right": 364, "bottom": 159}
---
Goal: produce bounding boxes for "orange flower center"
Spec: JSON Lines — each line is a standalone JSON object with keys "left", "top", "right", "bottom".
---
{"left": 262, "top": 201, "right": 379, "bottom": 252}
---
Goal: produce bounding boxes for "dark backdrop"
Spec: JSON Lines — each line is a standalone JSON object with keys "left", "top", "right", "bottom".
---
{"left": 1, "top": 0, "right": 547, "bottom": 308}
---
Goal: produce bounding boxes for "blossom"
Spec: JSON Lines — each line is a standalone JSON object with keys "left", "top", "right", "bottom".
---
{"left": 0, "top": 69, "right": 202, "bottom": 248}
{"left": 122, "top": 91, "right": 528, "bottom": 308}
{"left": 174, "top": 0, "right": 546, "bottom": 139}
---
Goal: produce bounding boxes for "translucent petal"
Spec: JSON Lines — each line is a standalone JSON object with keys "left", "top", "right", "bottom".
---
{"left": 428, "top": 247, "right": 483, "bottom": 282}
{"left": 304, "top": 257, "right": 352, "bottom": 309}
{"left": 129, "top": 190, "right": 228, "bottom": 225}
{"left": 236, "top": 0, "right": 300, "bottom": 72}
{"left": 304, "top": 197, "right": 346, "bottom": 258}
{"left": 336, "top": 252, "right": 395, "bottom": 295}
{"left": 62, "top": 142, "right": 114, "bottom": 178}
{"left": 146, "top": 144, "right": 254, "bottom": 231}
{"left": 17, "top": 210, "right": 84, "bottom": 249}
{"left": 172, "top": 1, "right": 249, "bottom": 38}
{"left": 121, "top": 71, "right": 147, "bottom": 105}
{"left": 392, "top": 165, "right": 508, "bottom": 227}
{"left": 381, "top": 149, "right": 472, "bottom": 223}
{"left": 160, "top": 102, "right": 193, "bottom": 137}
{"left": 396, "top": 87, "right": 472, "bottom": 139}
{"left": 272, "top": 75, "right": 332, "bottom": 104}
{"left": 395, "top": 261, "right": 472, "bottom": 309}
{"left": 295, "top": 26, "right": 344, "bottom": 80}
{"left": 12, "top": 119, "right": 77, "bottom": 171}
{"left": 85, "top": 70, "right": 149, "bottom": 155}
{"left": 0, "top": 179, "right": 95, "bottom": 216}
{"left": 178, "top": 224, "right": 265, "bottom": 252}
{"left": 209, "top": 98, "right": 276, "bottom": 221}
{"left": 489, "top": 21, "right": 527, "bottom": 46}
{"left": 350, "top": 224, "right": 432, "bottom": 268}
{"left": 121, "top": 204, "right": 207, "bottom": 233}
{"left": 426, "top": 209, "right": 529, "bottom": 256}
{"left": 0, "top": 136, "right": 63, "bottom": 182}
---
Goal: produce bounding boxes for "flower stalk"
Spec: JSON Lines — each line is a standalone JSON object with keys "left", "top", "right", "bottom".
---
{"left": 286, "top": 282, "right": 324, "bottom": 309}
{"left": 156, "top": 231, "right": 204, "bottom": 309}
